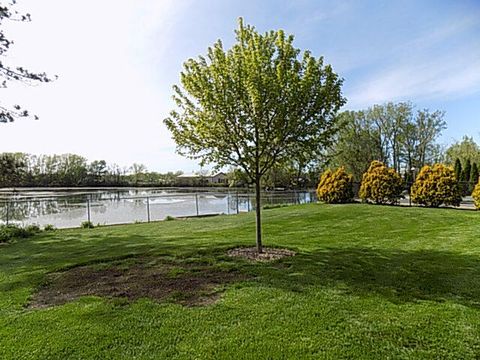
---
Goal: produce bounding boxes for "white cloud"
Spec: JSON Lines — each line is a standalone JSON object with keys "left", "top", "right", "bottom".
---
{"left": 347, "top": 53, "right": 480, "bottom": 107}
{"left": 347, "top": 17, "right": 480, "bottom": 108}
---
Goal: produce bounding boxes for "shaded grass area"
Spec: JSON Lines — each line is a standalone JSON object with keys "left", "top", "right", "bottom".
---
{"left": 1, "top": 204, "right": 480, "bottom": 358}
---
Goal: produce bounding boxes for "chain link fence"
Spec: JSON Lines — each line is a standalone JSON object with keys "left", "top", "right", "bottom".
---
{"left": 0, "top": 190, "right": 318, "bottom": 229}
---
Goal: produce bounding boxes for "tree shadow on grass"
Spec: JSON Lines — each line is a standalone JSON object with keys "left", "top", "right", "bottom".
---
{"left": 251, "top": 247, "right": 480, "bottom": 308}
{"left": 4, "top": 233, "right": 480, "bottom": 311}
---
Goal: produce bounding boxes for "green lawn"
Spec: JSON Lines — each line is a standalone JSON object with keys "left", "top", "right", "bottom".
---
{"left": 1, "top": 203, "right": 480, "bottom": 359}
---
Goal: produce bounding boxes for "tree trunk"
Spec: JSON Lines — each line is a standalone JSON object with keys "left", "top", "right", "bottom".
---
{"left": 255, "top": 175, "right": 263, "bottom": 253}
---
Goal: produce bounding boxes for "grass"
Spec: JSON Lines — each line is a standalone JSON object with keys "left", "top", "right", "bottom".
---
{"left": 1, "top": 203, "right": 480, "bottom": 359}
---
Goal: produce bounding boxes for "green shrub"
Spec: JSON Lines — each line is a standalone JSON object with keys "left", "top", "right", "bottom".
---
{"left": 25, "top": 224, "right": 41, "bottom": 233}
{"left": 263, "top": 203, "right": 290, "bottom": 210}
{"left": 164, "top": 216, "right": 176, "bottom": 221}
{"left": 411, "top": 164, "right": 462, "bottom": 208}
{"left": 316, "top": 167, "right": 354, "bottom": 204}
{"left": 44, "top": 224, "right": 56, "bottom": 231}
{"left": 0, "top": 224, "right": 39, "bottom": 243}
{"left": 81, "top": 221, "right": 95, "bottom": 229}
{"left": 359, "top": 160, "right": 403, "bottom": 205}
{"left": 473, "top": 179, "right": 480, "bottom": 210}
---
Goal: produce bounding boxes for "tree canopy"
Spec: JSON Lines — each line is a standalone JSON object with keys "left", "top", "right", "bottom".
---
{"left": 165, "top": 18, "right": 345, "bottom": 251}
{"left": 446, "top": 136, "right": 480, "bottom": 168}
{"left": 330, "top": 103, "right": 446, "bottom": 181}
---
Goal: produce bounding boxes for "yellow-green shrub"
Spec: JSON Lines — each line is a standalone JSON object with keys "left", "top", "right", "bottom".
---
{"left": 359, "top": 160, "right": 403, "bottom": 204}
{"left": 410, "top": 164, "right": 461, "bottom": 207}
{"left": 316, "top": 167, "right": 354, "bottom": 204}
{"left": 471, "top": 179, "right": 480, "bottom": 209}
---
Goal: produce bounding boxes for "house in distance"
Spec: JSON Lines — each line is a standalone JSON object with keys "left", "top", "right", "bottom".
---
{"left": 176, "top": 172, "right": 228, "bottom": 186}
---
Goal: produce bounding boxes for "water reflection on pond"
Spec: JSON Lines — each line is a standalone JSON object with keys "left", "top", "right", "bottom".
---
{"left": 0, "top": 188, "right": 316, "bottom": 228}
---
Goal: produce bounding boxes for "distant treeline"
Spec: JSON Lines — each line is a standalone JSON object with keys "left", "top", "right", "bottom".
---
{"left": 2, "top": 102, "right": 479, "bottom": 190}
{"left": 0, "top": 152, "right": 322, "bottom": 189}
{"left": 0, "top": 153, "right": 183, "bottom": 188}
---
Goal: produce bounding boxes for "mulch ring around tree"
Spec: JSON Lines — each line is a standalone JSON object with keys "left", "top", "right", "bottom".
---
{"left": 28, "top": 259, "right": 251, "bottom": 309}
{"left": 227, "top": 247, "right": 296, "bottom": 262}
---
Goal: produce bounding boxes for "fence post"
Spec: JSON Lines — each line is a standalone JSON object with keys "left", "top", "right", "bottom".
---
{"left": 236, "top": 192, "right": 239, "bottom": 214}
{"left": 6, "top": 201, "right": 10, "bottom": 225}
{"left": 195, "top": 193, "right": 199, "bottom": 216}
{"left": 86, "top": 197, "right": 91, "bottom": 223}
{"left": 247, "top": 195, "right": 251, "bottom": 212}
{"left": 146, "top": 197, "right": 151, "bottom": 222}
{"left": 227, "top": 192, "right": 230, "bottom": 215}
{"left": 409, "top": 184, "right": 412, "bottom": 207}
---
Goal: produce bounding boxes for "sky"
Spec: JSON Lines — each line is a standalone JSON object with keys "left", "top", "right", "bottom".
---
{"left": 0, "top": 0, "right": 479, "bottom": 173}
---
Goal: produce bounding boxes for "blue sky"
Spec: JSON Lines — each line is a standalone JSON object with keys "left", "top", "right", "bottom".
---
{"left": 0, "top": 0, "right": 479, "bottom": 172}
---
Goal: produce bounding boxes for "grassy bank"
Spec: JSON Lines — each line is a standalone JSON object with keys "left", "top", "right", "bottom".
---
{"left": 1, "top": 203, "right": 480, "bottom": 359}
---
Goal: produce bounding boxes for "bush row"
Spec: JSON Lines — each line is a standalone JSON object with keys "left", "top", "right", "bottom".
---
{"left": 0, "top": 223, "right": 55, "bottom": 243}
{"left": 317, "top": 161, "right": 480, "bottom": 209}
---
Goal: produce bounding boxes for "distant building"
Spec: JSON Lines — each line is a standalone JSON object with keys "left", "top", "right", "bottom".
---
{"left": 176, "top": 172, "right": 228, "bottom": 186}
{"left": 211, "top": 172, "right": 228, "bottom": 184}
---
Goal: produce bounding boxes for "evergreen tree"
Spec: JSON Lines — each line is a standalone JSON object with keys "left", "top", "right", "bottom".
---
{"left": 462, "top": 159, "right": 472, "bottom": 182}
{"left": 454, "top": 158, "right": 462, "bottom": 180}
{"left": 471, "top": 163, "right": 479, "bottom": 184}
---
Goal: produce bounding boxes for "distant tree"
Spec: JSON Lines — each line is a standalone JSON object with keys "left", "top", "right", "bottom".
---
{"left": 164, "top": 19, "right": 345, "bottom": 252}
{"left": 130, "top": 163, "right": 147, "bottom": 185}
{"left": 0, "top": 152, "right": 26, "bottom": 186}
{"left": 88, "top": 160, "right": 108, "bottom": 185}
{"left": 106, "top": 163, "right": 123, "bottom": 185}
{"left": 0, "top": 2, "right": 54, "bottom": 123}
{"left": 454, "top": 158, "right": 462, "bottom": 180}
{"left": 409, "top": 108, "right": 446, "bottom": 168}
{"left": 57, "top": 154, "right": 88, "bottom": 186}
{"left": 368, "top": 102, "right": 412, "bottom": 172}
{"left": 446, "top": 136, "right": 480, "bottom": 166}
{"left": 331, "top": 103, "right": 446, "bottom": 181}
{"left": 331, "top": 111, "right": 382, "bottom": 181}
{"left": 462, "top": 159, "right": 472, "bottom": 182}
{"left": 471, "top": 163, "right": 479, "bottom": 184}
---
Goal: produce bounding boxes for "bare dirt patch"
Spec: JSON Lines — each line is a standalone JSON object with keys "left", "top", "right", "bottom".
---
{"left": 29, "top": 260, "right": 249, "bottom": 309}
{"left": 227, "top": 247, "right": 296, "bottom": 262}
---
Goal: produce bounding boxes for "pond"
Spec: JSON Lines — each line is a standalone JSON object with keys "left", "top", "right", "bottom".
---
{"left": 0, "top": 188, "right": 317, "bottom": 228}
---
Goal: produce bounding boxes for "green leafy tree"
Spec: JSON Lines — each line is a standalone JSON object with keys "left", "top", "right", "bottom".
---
{"left": 331, "top": 103, "right": 446, "bottom": 181}
{"left": 446, "top": 136, "right": 480, "bottom": 166}
{"left": 0, "top": 2, "right": 54, "bottom": 123}
{"left": 56, "top": 154, "right": 88, "bottom": 186}
{"left": 330, "top": 110, "right": 382, "bottom": 181}
{"left": 0, "top": 153, "right": 26, "bottom": 186}
{"left": 88, "top": 160, "right": 108, "bottom": 185}
{"left": 164, "top": 19, "right": 345, "bottom": 252}
{"left": 130, "top": 163, "right": 147, "bottom": 186}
